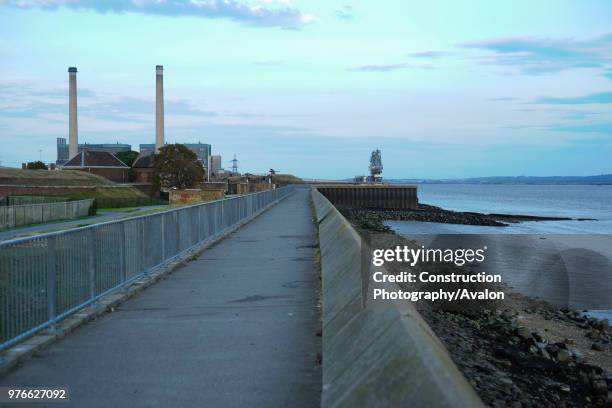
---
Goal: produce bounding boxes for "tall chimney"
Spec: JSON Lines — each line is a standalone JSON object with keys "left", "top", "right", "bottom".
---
{"left": 155, "top": 65, "right": 164, "bottom": 152}
{"left": 68, "top": 67, "right": 78, "bottom": 159}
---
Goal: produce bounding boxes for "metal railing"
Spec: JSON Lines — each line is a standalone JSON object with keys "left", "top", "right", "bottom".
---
{"left": 0, "top": 187, "right": 293, "bottom": 350}
{"left": 0, "top": 199, "right": 94, "bottom": 230}
{"left": 0, "top": 196, "right": 67, "bottom": 206}
{"left": 95, "top": 197, "right": 168, "bottom": 209}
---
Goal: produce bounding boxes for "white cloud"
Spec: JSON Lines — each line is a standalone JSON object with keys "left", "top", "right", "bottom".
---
{"left": 1, "top": 0, "right": 315, "bottom": 29}
{"left": 461, "top": 33, "right": 612, "bottom": 74}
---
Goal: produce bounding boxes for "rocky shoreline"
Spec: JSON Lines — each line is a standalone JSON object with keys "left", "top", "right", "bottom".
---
{"left": 421, "top": 297, "right": 611, "bottom": 407}
{"left": 339, "top": 204, "right": 589, "bottom": 231}
{"left": 341, "top": 209, "right": 611, "bottom": 407}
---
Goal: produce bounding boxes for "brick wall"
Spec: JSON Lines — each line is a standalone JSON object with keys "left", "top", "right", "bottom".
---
{"left": 169, "top": 189, "right": 225, "bottom": 205}
{"left": 64, "top": 168, "right": 128, "bottom": 183}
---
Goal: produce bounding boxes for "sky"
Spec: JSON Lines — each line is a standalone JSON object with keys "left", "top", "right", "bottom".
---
{"left": 0, "top": 0, "right": 611, "bottom": 179}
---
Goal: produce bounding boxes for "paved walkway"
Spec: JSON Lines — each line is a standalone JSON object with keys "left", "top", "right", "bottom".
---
{"left": 0, "top": 188, "right": 321, "bottom": 407}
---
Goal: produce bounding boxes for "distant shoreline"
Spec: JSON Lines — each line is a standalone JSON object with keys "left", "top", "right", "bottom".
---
{"left": 384, "top": 174, "right": 612, "bottom": 185}
{"left": 389, "top": 182, "right": 612, "bottom": 186}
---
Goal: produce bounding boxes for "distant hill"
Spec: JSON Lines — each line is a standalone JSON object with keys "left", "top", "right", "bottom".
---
{"left": 386, "top": 174, "right": 612, "bottom": 185}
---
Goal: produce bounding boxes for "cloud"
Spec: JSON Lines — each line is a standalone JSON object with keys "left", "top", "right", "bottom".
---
{"left": 548, "top": 123, "right": 612, "bottom": 134}
{"left": 223, "top": 110, "right": 313, "bottom": 119}
{"left": 94, "top": 96, "right": 217, "bottom": 119}
{"left": 0, "top": 0, "right": 315, "bottom": 29}
{"left": 488, "top": 97, "right": 520, "bottom": 102}
{"left": 536, "top": 92, "right": 612, "bottom": 105}
{"left": 461, "top": 33, "right": 612, "bottom": 74}
{"left": 0, "top": 81, "right": 96, "bottom": 114}
{"left": 0, "top": 81, "right": 216, "bottom": 128}
{"left": 560, "top": 110, "right": 602, "bottom": 120}
{"left": 349, "top": 63, "right": 433, "bottom": 72}
{"left": 335, "top": 5, "right": 353, "bottom": 20}
{"left": 408, "top": 51, "right": 448, "bottom": 59}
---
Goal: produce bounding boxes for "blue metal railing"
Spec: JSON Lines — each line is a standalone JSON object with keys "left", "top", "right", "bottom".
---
{"left": 0, "top": 187, "right": 293, "bottom": 350}
{"left": 0, "top": 199, "right": 94, "bottom": 230}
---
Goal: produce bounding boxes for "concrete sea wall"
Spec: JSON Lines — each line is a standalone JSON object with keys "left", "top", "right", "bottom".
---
{"left": 311, "top": 188, "right": 483, "bottom": 408}
{"left": 316, "top": 184, "right": 418, "bottom": 210}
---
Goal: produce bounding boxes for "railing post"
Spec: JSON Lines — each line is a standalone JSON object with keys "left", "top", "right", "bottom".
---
{"left": 141, "top": 219, "right": 146, "bottom": 274}
{"left": 197, "top": 207, "right": 202, "bottom": 243}
{"left": 120, "top": 223, "right": 126, "bottom": 285}
{"left": 220, "top": 200, "right": 224, "bottom": 231}
{"left": 46, "top": 236, "right": 57, "bottom": 324}
{"left": 161, "top": 213, "right": 166, "bottom": 260}
{"left": 88, "top": 229, "right": 97, "bottom": 300}
{"left": 176, "top": 212, "right": 180, "bottom": 252}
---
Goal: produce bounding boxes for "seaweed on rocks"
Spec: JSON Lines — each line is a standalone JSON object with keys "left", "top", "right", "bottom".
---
{"left": 339, "top": 204, "right": 575, "bottom": 228}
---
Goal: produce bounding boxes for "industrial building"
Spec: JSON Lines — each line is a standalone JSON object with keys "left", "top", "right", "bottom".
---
{"left": 132, "top": 153, "right": 155, "bottom": 184}
{"left": 139, "top": 142, "right": 212, "bottom": 167}
{"left": 211, "top": 155, "right": 222, "bottom": 176}
{"left": 62, "top": 150, "right": 129, "bottom": 183}
{"left": 57, "top": 65, "right": 214, "bottom": 192}
{"left": 56, "top": 138, "right": 131, "bottom": 165}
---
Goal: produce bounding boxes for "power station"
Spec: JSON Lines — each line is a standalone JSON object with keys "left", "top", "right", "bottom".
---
{"left": 54, "top": 65, "right": 231, "bottom": 181}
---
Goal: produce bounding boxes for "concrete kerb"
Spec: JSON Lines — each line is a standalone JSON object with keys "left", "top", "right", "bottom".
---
{"left": 311, "top": 187, "right": 484, "bottom": 408}
{"left": 0, "top": 190, "right": 294, "bottom": 378}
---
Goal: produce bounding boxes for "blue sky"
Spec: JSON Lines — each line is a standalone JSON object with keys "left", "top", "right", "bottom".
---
{"left": 0, "top": 0, "right": 611, "bottom": 179}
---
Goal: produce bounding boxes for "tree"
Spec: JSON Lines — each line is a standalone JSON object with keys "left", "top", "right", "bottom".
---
{"left": 26, "top": 161, "right": 47, "bottom": 170}
{"left": 115, "top": 150, "right": 139, "bottom": 167}
{"left": 153, "top": 144, "right": 204, "bottom": 189}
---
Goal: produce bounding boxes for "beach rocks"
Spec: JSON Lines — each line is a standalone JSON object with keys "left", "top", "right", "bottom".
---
{"left": 341, "top": 204, "right": 510, "bottom": 227}
{"left": 532, "top": 308, "right": 612, "bottom": 347}
{"left": 417, "top": 308, "right": 611, "bottom": 407}
{"left": 591, "top": 318, "right": 609, "bottom": 331}
{"left": 338, "top": 208, "right": 391, "bottom": 232}
{"left": 516, "top": 326, "right": 531, "bottom": 340}
{"left": 555, "top": 349, "right": 571, "bottom": 363}
{"left": 592, "top": 342, "right": 607, "bottom": 351}
{"left": 592, "top": 379, "right": 607, "bottom": 395}
{"left": 339, "top": 203, "right": 576, "bottom": 229}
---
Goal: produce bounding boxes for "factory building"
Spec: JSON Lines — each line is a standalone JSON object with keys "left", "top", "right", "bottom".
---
{"left": 56, "top": 138, "right": 131, "bottom": 165}
{"left": 211, "top": 155, "right": 222, "bottom": 175}
{"left": 132, "top": 154, "right": 155, "bottom": 184}
{"left": 62, "top": 150, "right": 129, "bottom": 183}
{"left": 139, "top": 142, "right": 212, "bottom": 167}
